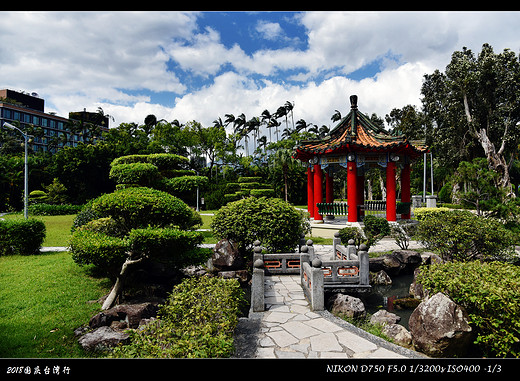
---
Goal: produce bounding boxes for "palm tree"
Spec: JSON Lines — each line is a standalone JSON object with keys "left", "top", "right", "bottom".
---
{"left": 331, "top": 110, "right": 342, "bottom": 123}
{"left": 233, "top": 113, "right": 247, "bottom": 156}
{"left": 284, "top": 101, "right": 295, "bottom": 130}
{"left": 295, "top": 118, "right": 309, "bottom": 133}
{"left": 247, "top": 117, "right": 261, "bottom": 155}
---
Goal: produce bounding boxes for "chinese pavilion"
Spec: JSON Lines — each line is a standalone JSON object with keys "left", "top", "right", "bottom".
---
{"left": 293, "top": 95, "right": 428, "bottom": 223}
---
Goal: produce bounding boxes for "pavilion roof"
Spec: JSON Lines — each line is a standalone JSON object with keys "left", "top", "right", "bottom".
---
{"left": 293, "top": 95, "right": 428, "bottom": 162}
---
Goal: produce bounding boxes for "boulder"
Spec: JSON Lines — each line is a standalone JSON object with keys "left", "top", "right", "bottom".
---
{"left": 382, "top": 324, "right": 413, "bottom": 348}
{"left": 369, "top": 309, "right": 401, "bottom": 325}
{"left": 89, "top": 302, "right": 159, "bottom": 329}
{"left": 329, "top": 294, "right": 366, "bottom": 319}
{"left": 408, "top": 292, "right": 473, "bottom": 357}
{"left": 370, "top": 270, "right": 392, "bottom": 285}
{"left": 78, "top": 326, "right": 130, "bottom": 352}
{"left": 369, "top": 250, "right": 422, "bottom": 276}
{"left": 211, "top": 239, "right": 243, "bottom": 270}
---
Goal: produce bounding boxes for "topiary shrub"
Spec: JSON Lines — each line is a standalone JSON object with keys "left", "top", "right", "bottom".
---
{"left": 88, "top": 187, "right": 194, "bottom": 231}
{"left": 211, "top": 196, "right": 310, "bottom": 255}
{"left": 0, "top": 218, "right": 46, "bottom": 256}
{"left": 70, "top": 186, "right": 208, "bottom": 310}
{"left": 109, "top": 162, "right": 160, "bottom": 187}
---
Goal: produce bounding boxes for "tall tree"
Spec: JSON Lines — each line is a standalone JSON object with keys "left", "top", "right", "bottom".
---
{"left": 422, "top": 43, "right": 520, "bottom": 196}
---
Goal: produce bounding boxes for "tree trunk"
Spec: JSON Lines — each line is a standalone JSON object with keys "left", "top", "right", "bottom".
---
{"left": 463, "top": 92, "right": 514, "bottom": 197}
{"left": 102, "top": 254, "right": 145, "bottom": 310}
{"left": 476, "top": 127, "right": 514, "bottom": 197}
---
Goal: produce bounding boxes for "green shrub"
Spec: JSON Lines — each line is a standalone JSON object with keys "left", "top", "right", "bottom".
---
{"left": 338, "top": 226, "right": 365, "bottom": 247}
{"left": 28, "top": 203, "right": 83, "bottom": 216}
{"left": 77, "top": 217, "right": 126, "bottom": 237}
{"left": 110, "top": 153, "right": 189, "bottom": 170}
{"left": 237, "top": 176, "right": 262, "bottom": 183}
{"left": 29, "top": 190, "right": 47, "bottom": 204}
{"left": 161, "top": 175, "right": 209, "bottom": 194}
{"left": 109, "top": 163, "right": 160, "bottom": 187}
{"left": 417, "top": 261, "right": 520, "bottom": 357}
{"left": 112, "top": 276, "right": 245, "bottom": 358}
{"left": 249, "top": 189, "right": 275, "bottom": 197}
{"left": 211, "top": 196, "right": 310, "bottom": 254}
{"left": 69, "top": 230, "right": 128, "bottom": 271}
{"left": 413, "top": 207, "right": 451, "bottom": 221}
{"left": 416, "top": 210, "right": 515, "bottom": 261}
{"left": 127, "top": 227, "right": 207, "bottom": 267}
{"left": 0, "top": 218, "right": 46, "bottom": 256}
{"left": 90, "top": 187, "right": 194, "bottom": 231}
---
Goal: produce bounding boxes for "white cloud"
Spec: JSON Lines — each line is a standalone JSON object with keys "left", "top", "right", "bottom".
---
{"left": 2, "top": 11, "right": 520, "bottom": 130}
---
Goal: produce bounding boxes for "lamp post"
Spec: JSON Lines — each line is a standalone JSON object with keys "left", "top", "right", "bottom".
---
{"left": 3, "top": 122, "right": 32, "bottom": 219}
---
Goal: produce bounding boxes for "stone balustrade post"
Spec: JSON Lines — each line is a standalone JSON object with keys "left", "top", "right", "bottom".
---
{"left": 310, "top": 258, "right": 324, "bottom": 311}
{"left": 358, "top": 243, "right": 369, "bottom": 286}
{"left": 252, "top": 258, "right": 265, "bottom": 312}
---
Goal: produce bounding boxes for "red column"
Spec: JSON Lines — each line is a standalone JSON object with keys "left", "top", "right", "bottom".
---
{"left": 325, "top": 169, "right": 334, "bottom": 203}
{"left": 307, "top": 166, "right": 314, "bottom": 218}
{"left": 313, "top": 164, "right": 323, "bottom": 222}
{"left": 401, "top": 163, "right": 411, "bottom": 219}
{"left": 347, "top": 161, "right": 358, "bottom": 222}
{"left": 386, "top": 161, "right": 397, "bottom": 222}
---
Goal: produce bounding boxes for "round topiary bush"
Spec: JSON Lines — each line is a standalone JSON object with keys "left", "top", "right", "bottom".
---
{"left": 88, "top": 187, "right": 194, "bottom": 231}
{"left": 210, "top": 196, "right": 310, "bottom": 255}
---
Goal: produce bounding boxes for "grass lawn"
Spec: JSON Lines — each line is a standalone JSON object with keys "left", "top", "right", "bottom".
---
{"left": 0, "top": 251, "right": 111, "bottom": 357}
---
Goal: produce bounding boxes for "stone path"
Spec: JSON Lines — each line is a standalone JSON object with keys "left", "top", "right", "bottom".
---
{"left": 234, "top": 273, "right": 424, "bottom": 359}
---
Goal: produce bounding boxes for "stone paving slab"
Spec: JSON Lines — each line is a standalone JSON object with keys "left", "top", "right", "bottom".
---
{"left": 239, "top": 274, "right": 425, "bottom": 359}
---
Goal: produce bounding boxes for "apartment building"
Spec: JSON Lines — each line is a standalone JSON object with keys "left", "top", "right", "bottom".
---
{"left": 0, "top": 89, "right": 109, "bottom": 153}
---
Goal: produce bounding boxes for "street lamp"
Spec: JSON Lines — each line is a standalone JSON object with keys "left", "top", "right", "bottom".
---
{"left": 2, "top": 122, "right": 32, "bottom": 219}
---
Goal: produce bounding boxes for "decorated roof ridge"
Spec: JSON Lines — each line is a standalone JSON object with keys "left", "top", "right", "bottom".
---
{"left": 293, "top": 94, "right": 428, "bottom": 161}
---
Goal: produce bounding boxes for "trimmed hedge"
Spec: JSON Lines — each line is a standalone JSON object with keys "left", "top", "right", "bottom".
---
{"left": 0, "top": 218, "right": 46, "bottom": 256}
{"left": 417, "top": 261, "right": 520, "bottom": 357}
{"left": 211, "top": 196, "right": 310, "bottom": 254}
{"left": 111, "top": 276, "right": 245, "bottom": 358}
{"left": 28, "top": 203, "right": 83, "bottom": 216}
{"left": 89, "top": 187, "right": 194, "bottom": 231}
{"left": 109, "top": 163, "right": 160, "bottom": 186}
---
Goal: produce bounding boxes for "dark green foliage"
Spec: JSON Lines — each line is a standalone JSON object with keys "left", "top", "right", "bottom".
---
{"left": 127, "top": 227, "right": 207, "bottom": 267}
{"left": 69, "top": 230, "right": 128, "bottom": 271}
{"left": 109, "top": 162, "right": 160, "bottom": 187}
{"left": 337, "top": 226, "right": 365, "bottom": 247}
{"left": 111, "top": 276, "right": 245, "bottom": 358}
{"left": 0, "top": 218, "right": 46, "bottom": 256}
{"left": 416, "top": 210, "right": 515, "bottom": 261}
{"left": 417, "top": 261, "right": 520, "bottom": 357}
{"left": 89, "top": 187, "right": 194, "bottom": 231}
{"left": 211, "top": 196, "right": 310, "bottom": 254}
{"left": 28, "top": 203, "right": 83, "bottom": 216}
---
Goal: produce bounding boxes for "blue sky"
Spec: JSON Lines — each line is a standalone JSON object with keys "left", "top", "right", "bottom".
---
{"left": 2, "top": 11, "right": 520, "bottom": 134}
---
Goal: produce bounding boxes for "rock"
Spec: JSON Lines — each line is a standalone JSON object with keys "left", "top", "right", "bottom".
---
{"left": 329, "top": 294, "right": 366, "bottom": 319}
{"left": 78, "top": 326, "right": 130, "bottom": 352}
{"left": 408, "top": 292, "right": 473, "bottom": 357}
{"left": 409, "top": 268, "right": 428, "bottom": 300}
{"left": 218, "top": 269, "right": 249, "bottom": 284}
{"left": 369, "top": 250, "right": 422, "bottom": 276}
{"left": 382, "top": 324, "right": 413, "bottom": 348}
{"left": 370, "top": 270, "right": 392, "bottom": 285}
{"left": 370, "top": 309, "right": 401, "bottom": 325}
{"left": 212, "top": 239, "right": 243, "bottom": 270}
{"left": 89, "top": 302, "right": 159, "bottom": 329}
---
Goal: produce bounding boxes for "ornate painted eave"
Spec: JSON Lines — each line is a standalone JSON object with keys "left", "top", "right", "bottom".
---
{"left": 293, "top": 95, "right": 428, "bottom": 163}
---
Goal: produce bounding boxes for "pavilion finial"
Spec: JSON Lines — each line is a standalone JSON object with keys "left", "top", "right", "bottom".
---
{"left": 350, "top": 95, "right": 358, "bottom": 109}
